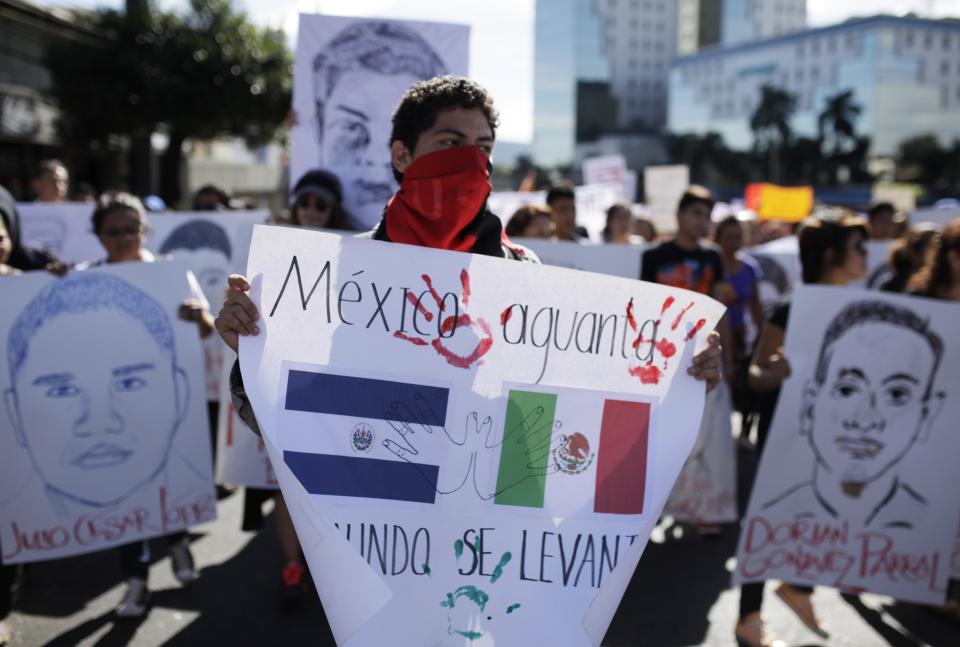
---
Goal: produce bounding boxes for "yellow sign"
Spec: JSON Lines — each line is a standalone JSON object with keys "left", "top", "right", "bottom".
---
{"left": 745, "top": 183, "right": 814, "bottom": 223}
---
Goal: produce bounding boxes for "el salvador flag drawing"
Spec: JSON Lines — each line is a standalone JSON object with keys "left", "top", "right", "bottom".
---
{"left": 282, "top": 368, "right": 450, "bottom": 504}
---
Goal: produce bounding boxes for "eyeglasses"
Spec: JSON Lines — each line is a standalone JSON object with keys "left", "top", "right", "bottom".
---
{"left": 101, "top": 225, "right": 145, "bottom": 238}
{"left": 296, "top": 196, "right": 331, "bottom": 212}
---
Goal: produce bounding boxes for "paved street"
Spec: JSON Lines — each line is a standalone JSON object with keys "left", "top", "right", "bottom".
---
{"left": 4, "top": 447, "right": 959, "bottom": 646}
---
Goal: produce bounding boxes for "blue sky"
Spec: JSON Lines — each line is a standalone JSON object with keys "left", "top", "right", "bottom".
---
{"left": 37, "top": 0, "right": 960, "bottom": 143}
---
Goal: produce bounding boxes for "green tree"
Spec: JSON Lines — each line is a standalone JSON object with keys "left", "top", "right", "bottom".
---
{"left": 49, "top": 0, "right": 291, "bottom": 204}
{"left": 816, "top": 90, "right": 870, "bottom": 185}
{"left": 896, "top": 135, "right": 960, "bottom": 190}
{"left": 749, "top": 84, "right": 796, "bottom": 183}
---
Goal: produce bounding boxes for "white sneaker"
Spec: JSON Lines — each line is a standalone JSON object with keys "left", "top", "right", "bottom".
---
{"left": 169, "top": 540, "right": 198, "bottom": 585}
{"left": 115, "top": 577, "right": 149, "bottom": 618}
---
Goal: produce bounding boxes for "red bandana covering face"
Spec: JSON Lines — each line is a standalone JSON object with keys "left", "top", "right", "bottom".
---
{"left": 384, "top": 146, "right": 493, "bottom": 252}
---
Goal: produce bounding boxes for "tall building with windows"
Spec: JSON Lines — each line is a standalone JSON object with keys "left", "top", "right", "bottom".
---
{"left": 533, "top": 0, "right": 616, "bottom": 166}
{"left": 721, "top": 0, "right": 806, "bottom": 45}
{"left": 533, "top": 0, "right": 678, "bottom": 166}
{"left": 668, "top": 15, "right": 960, "bottom": 157}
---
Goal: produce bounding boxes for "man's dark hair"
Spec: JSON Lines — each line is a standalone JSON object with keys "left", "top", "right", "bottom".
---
{"left": 390, "top": 75, "right": 499, "bottom": 182}
{"left": 191, "top": 184, "right": 230, "bottom": 210}
{"left": 91, "top": 192, "right": 145, "bottom": 235}
{"left": 797, "top": 209, "right": 868, "bottom": 284}
{"left": 35, "top": 159, "right": 66, "bottom": 180}
{"left": 814, "top": 300, "right": 944, "bottom": 400}
{"left": 505, "top": 204, "right": 552, "bottom": 237}
{"left": 159, "top": 220, "right": 232, "bottom": 260}
{"left": 677, "top": 185, "right": 715, "bottom": 213}
{"left": 713, "top": 215, "right": 742, "bottom": 242}
{"left": 314, "top": 20, "right": 447, "bottom": 144}
{"left": 868, "top": 202, "right": 895, "bottom": 220}
{"left": 545, "top": 182, "right": 575, "bottom": 206}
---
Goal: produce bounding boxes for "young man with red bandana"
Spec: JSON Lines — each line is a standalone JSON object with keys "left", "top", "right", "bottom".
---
{"left": 216, "top": 74, "right": 722, "bottom": 426}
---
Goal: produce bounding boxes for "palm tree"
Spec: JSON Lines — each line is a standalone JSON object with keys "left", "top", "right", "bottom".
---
{"left": 750, "top": 85, "right": 796, "bottom": 183}
{"left": 817, "top": 90, "right": 863, "bottom": 184}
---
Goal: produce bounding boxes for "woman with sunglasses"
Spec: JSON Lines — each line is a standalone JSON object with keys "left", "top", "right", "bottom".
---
{"left": 288, "top": 169, "right": 351, "bottom": 230}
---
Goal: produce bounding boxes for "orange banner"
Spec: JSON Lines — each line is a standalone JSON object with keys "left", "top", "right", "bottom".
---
{"left": 744, "top": 183, "right": 814, "bottom": 223}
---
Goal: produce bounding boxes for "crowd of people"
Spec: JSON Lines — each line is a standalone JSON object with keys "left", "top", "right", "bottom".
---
{"left": 0, "top": 74, "right": 958, "bottom": 647}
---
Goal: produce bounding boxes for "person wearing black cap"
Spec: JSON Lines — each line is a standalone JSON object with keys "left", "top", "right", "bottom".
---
{"left": 289, "top": 169, "right": 352, "bottom": 230}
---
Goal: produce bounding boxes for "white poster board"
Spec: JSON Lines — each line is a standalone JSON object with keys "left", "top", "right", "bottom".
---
{"left": 643, "top": 165, "right": 689, "bottom": 235}
{"left": 747, "top": 236, "right": 800, "bottom": 308}
{"left": 489, "top": 183, "right": 625, "bottom": 243}
{"left": 910, "top": 206, "right": 959, "bottom": 229}
{"left": 145, "top": 210, "right": 267, "bottom": 400}
{"left": 239, "top": 226, "right": 725, "bottom": 645}
{"left": 0, "top": 262, "right": 216, "bottom": 564}
{"left": 215, "top": 356, "right": 278, "bottom": 489}
{"left": 664, "top": 380, "right": 737, "bottom": 523}
{"left": 291, "top": 14, "right": 470, "bottom": 231}
{"left": 17, "top": 202, "right": 102, "bottom": 265}
{"left": 583, "top": 155, "right": 635, "bottom": 202}
{"left": 512, "top": 239, "right": 643, "bottom": 279}
{"left": 871, "top": 184, "right": 917, "bottom": 213}
{"left": 733, "top": 286, "right": 960, "bottom": 603}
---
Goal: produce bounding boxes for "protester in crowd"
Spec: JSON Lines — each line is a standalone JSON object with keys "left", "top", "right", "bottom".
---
{"left": 632, "top": 216, "right": 657, "bottom": 243}
{"left": 713, "top": 216, "right": 762, "bottom": 400}
{"left": 30, "top": 159, "right": 69, "bottom": 203}
{"left": 505, "top": 204, "right": 554, "bottom": 239}
{"left": 876, "top": 225, "right": 938, "bottom": 293}
{"left": 0, "top": 206, "right": 22, "bottom": 277}
{"left": 907, "top": 218, "right": 960, "bottom": 621}
{"left": 83, "top": 192, "right": 215, "bottom": 618}
{"left": 546, "top": 182, "right": 588, "bottom": 242}
{"left": 866, "top": 201, "right": 897, "bottom": 240}
{"left": 288, "top": 169, "right": 351, "bottom": 230}
{"left": 909, "top": 219, "right": 960, "bottom": 301}
{"left": 216, "top": 74, "right": 723, "bottom": 442}
{"left": 602, "top": 202, "right": 642, "bottom": 244}
{"left": 0, "top": 186, "right": 65, "bottom": 273}
{"left": 640, "top": 187, "right": 733, "bottom": 369}
{"left": 192, "top": 184, "right": 232, "bottom": 212}
{"left": 737, "top": 210, "right": 869, "bottom": 647}
{"left": 70, "top": 182, "right": 98, "bottom": 204}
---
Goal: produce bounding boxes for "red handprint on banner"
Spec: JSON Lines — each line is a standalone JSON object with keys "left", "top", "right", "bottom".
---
{"left": 393, "top": 269, "right": 493, "bottom": 370}
{"left": 625, "top": 295, "right": 707, "bottom": 385}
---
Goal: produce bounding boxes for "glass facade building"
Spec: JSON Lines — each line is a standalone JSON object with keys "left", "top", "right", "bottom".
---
{"left": 533, "top": 0, "right": 614, "bottom": 166}
{"left": 668, "top": 15, "right": 960, "bottom": 157}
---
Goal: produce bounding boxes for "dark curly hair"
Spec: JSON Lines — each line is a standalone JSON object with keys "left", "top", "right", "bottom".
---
{"left": 909, "top": 219, "right": 960, "bottom": 299}
{"left": 390, "top": 75, "right": 499, "bottom": 182}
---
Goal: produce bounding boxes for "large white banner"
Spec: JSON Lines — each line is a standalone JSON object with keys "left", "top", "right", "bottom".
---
{"left": 17, "top": 202, "right": 101, "bottom": 265}
{"left": 0, "top": 262, "right": 216, "bottom": 564}
{"left": 512, "top": 239, "right": 643, "bottom": 279}
{"left": 664, "top": 380, "right": 737, "bottom": 524}
{"left": 238, "top": 226, "right": 725, "bottom": 645}
{"left": 488, "top": 183, "right": 626, "bottom": 243}
{"left": 733, "top": 286, "right": 960, "bottom": 603}
{"left": 291, "top": 14, "right": 470, "bottom": 231}
{"left": 145, "top": 210, "right": 267, "bottom": 400}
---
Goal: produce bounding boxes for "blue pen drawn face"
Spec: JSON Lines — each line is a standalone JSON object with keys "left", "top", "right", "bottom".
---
{"left": 12, "top": 309, "right": 183, "bottom": 507}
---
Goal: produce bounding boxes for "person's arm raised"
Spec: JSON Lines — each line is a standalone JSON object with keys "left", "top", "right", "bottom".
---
{"left": 214, "top": 274, "right": 261, "bottom": 353}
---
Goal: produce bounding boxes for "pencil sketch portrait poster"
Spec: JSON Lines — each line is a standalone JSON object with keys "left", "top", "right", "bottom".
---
{"left": 291, "top": 14, "right": 469, "bottom": 231}
{"left": 0, "top": 262, "right": 216, "bottom": 564}
{"left": 734, "top": 286, "right": 960, "bottom": 604}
